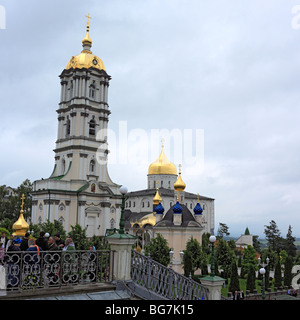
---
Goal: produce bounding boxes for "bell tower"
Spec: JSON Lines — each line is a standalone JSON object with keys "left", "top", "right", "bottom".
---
{"left": 31, "top": 16, "right": 121, "bottom": 236}
{"left": 53, "top": 15, "right": 111, "bottom": 183}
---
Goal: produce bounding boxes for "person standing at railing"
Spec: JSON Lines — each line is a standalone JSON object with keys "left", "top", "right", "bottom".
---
{"left": 20, "top": 232, "right": 30, "bottom": 251}
{"left": 36, "top": 231, "right": 49, "bottom": 251}
{"left": 54, "top": 233, "right": 65, "bottom": 250}
{"left": 62, "top": 238, "right": 77, "bottom": 284}
{"left": 48, "top": 237, "right": 58, "bottom": 251}
{"left": 0, "top": 232, "right": 8, "bottom": 250}
{"left": 5, "top": 238, "right": 21, "bottom": 289}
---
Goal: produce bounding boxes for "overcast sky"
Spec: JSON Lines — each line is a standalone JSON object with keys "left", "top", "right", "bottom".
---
{"left": 0, "top": 0, "right": 300, "bottom": 238}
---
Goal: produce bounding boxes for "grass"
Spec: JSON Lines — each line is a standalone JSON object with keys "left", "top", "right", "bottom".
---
{"left": 221, "top": 278, "right": 276, "bottom": 297}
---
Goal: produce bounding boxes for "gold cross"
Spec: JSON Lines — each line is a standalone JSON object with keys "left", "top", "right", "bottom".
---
{"left": 20, "top": 193, "right": 26, "bottom": 211}
{"left": 197, "top": 193, "right": 200, "bottom": 203}
{"left": 156, "top": 180, "right": 159, "bottom": 189}
{"left": 86, "top": 13, "right": 92, "bottom": 24}
{"left": 161, "top": 138, "right": 165, "bottom": 149}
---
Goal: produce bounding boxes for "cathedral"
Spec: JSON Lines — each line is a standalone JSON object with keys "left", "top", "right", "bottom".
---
{"left": 31, "top": 18, "right": 122, "bottom": 236}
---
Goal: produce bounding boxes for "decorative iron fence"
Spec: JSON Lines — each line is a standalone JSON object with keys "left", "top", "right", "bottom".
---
{"left": 2, "top": 250, "right": 113, "bottom": 291}
{"left": 131, "top": 250, "right": 208, "bottom": 300}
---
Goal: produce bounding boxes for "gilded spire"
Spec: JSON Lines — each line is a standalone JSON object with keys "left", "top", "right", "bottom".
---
{"left": 82, "top": 13, "right": 93, "bottom": 52}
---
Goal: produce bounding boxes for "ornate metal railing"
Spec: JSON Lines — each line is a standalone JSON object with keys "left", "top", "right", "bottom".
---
{"left": 2, "top": 250, "right": 112, "bottom": 291}
{"left": 131, "top": 250, "right": 208, "bottom": 300}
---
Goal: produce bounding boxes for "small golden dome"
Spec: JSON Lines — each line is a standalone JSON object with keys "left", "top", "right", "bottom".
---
{"left": 12, "top": 194, "right": 29, "bottom": 237}
{"left": 153, "top": 183, "right": 162, "bottom": 206}
{"left": 148, "top": 147, "right": 177, "bottom": 176}
{"left": 174, "top": 165, "right": 186, "bottom": 191}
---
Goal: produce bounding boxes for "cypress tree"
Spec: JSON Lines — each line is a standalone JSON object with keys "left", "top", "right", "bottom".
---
{"left": 274, "top": 258, "right": 282, "bottom": 288}
{"left": 246, "top": 264, "right": 255, "bottom": 293}
{"left": 229, "top": 261, "right": 240, "bottom": 293}
{"left": 284, "top": 256, "right": 293, "bottom": 287}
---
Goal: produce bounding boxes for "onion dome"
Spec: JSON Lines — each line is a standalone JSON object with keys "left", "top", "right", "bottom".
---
{"left": 173, "top": 201, "right": 183, "bottom": 214}
{"left": 12, "top": 194, "right": 29, "bottom": 237}
{"left": 148, "top": 145, "right": 177, "bottom": 176}
{"left": 153, "top": 183, "right": 162, "bottom": 206}
{"left": 173, "top": 164, "right": 186, "bottom": 191}
{"left": 193, "top": 203, "right": 203, "bottom": 215}
{"left": 66, "top": 14, "right": 106, "bottom": 71}
{"left": 155, "top": 202, "right": 165, "bottom": 215}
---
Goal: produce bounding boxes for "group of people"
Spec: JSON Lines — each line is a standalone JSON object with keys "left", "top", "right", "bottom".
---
{"left": 0, "top": 230, "right": 76, "bottom": 263}
{"left": 288, "top": 289, "right": 298, "bottom": 297}
{"left": 233, "top": 290, "right": 245, "bottom": 300}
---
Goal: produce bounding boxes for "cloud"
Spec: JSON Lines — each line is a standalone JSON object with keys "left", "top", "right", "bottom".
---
{"left": 0, "top": 0, "right": 300, "bottom": 237}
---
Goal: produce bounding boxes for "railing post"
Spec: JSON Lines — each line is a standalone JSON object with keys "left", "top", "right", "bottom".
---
{"left": 167, "top": 267, "right": 174, "bottom": 299}
{"left": 146, "top": 252, "right": 151, "bottom": 290}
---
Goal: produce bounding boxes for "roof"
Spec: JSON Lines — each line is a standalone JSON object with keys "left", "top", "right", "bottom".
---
{"left": 155, "top": 203, "right": 202, "bottom": 228}
{"left": 127, "top": 188, "right": 214, "bottom": 201}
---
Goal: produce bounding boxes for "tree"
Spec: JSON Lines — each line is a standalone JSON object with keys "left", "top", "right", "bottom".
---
{"left": 274, "top": 258, "right": 282, "bottom": 288}
{"left": 145, "top": 233, "right": 171, "bottom": 267}
{"left": 229, "top": 261, "right": 240, "bottom": 293}
{"left": 285, "top": 225, "right": 297, "bottom": 257}
{"left": 217, "top": 223, "right": 230, "bottom": 239}
{"left": 215, "top": 239, "right": 234, "bottom": 279}
{"left": 284, "top": 255, "right": 293, "bottom": 287}
{"left": 264, "top": 220, "right": 281, "bottom": 252}
{"left": 241, "top": 245, "right": 257, "bottom": 278}
{"left": 68, "top": 224, "right": 89, "bottom": 250}
{"left": 0, "top": 180, "right": 33, "bottom": 222}
{"left": 185, "top": 237, "right": 202, "bottom": 275}
{"left": 246, "top": 264, "right": 255, "bottom": 293}
{"left": 183, "top": 250, "right": 193, "bottom": 277}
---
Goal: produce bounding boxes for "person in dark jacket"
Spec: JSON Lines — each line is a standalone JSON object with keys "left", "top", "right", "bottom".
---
{"left": 35, "top": 231, "right": 49, "bottom": 251}
{"left": 48, "top": 237, "right": 58, "bottom": 251}
{"left": 54, "top": 233, "right": 65, "bottom": 249}
{"left": 20, "top": 232, "right": 30, "bottom": 251}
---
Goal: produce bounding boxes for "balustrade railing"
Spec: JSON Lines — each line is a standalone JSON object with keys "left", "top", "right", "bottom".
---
{"left": 131, "top": 250, "right": 208, "bottom": 300}
{"left": 1, "top": 250, "right": 112, "bottom": 291}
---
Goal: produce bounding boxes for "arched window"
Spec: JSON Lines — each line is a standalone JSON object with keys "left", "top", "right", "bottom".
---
{"left": 89, "top": 159, "right": 95, "bottom": 173}
{"left": 89, "top": 84, "right": 95, "bottom": 99}
{"left": 66, "top": 117, "right": 71, "bottom": 137}
{"left": 62, "top": 159, "right": 66, "bottom": 174}
{"left": 89, "top": 118, "right": 96, "bottom": 136}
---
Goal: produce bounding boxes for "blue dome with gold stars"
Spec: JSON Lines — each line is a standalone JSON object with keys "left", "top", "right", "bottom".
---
{"left": 173, "top": 201, "right": 183, "bottom": 214}
{"left": 193, "top": 202, "right": 203, "bottom": 215}
{"left": 155, "top": 202, "right": 164, "bottom": 214}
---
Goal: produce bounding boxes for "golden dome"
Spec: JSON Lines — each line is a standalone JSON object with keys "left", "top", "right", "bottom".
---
{"left": 174, "top": 165, "right": 186, "bottom": 191}
{"left": 131, "top": 213, "right": 156, "bottom": 229}
{"left": 66, "top": 15, "right": 106, "bottom": 71}
{"left": 148, "top": 146, "right": 177, "bottom": 176}
{"left": 66, "top": 53, "right": 106, "bottom": 71}
{"left": 12, "top": 194, "right": 29, "bottom": 237}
